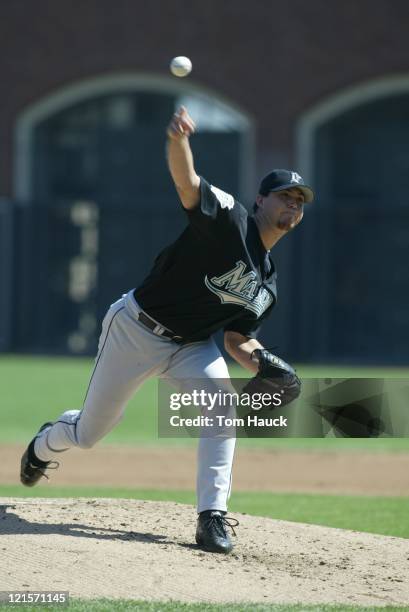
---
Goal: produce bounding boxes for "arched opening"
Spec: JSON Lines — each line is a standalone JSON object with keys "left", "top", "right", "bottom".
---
{"left": 13, "top": 74, "right": 253, "bottom": 354}
{"left": 296, "top": 76, "right": 409, "bottom": 364}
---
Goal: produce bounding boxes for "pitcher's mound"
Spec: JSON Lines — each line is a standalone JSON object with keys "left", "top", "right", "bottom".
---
{"left": 0, "top": 498, "right": 408, "bottom": 606}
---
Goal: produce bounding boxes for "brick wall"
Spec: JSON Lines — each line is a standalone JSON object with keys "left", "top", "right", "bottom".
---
{"left": 1, "top": 0, "right": 409, "bottom": 194}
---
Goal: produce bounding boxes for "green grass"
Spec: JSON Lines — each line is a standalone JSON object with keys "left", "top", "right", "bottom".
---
{"left": 0, "top": 601, "right": 408, "bottom": 612}
{"left": 1, "top": 486, "right": 408, "bottom": 539}
{"left": 0, "top": 355, "right": 158, "bottom": 445}
{"left": 1, "top": 602, "right": 409, "bottom": 612}
{"left": 237, "top": 437, "right": 409, "bottom": 451}
{"left": 1, "top": 355, "right": 409, "bottom": 450}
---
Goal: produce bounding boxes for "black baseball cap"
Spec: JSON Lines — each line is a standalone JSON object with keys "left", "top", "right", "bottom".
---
{"left": 259, "top": 169, "right": 314, "bottom": 203}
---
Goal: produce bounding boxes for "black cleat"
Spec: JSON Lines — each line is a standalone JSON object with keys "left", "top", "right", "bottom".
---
{"left": 195, "top": 510, "right": 239, "bottom": 554}
{"left": 20, "top": 422, "right": 59, "bottom": 487}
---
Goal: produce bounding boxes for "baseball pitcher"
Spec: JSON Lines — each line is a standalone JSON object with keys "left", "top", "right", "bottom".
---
{"left": 20, "top": 106, "right": 314, "bottom": 554}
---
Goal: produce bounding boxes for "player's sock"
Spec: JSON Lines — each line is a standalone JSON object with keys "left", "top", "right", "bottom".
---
{"left": 28, "top": 438, "right": 50, "bottom": 467}
{"left": 33, "top": 426, "right": 55, "bottom": 463}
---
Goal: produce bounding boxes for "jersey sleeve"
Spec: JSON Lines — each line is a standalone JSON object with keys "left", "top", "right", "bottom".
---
{"left": 224, "top": 313, "right": 263, "bottom": 339}
{"left": 184, "top": 176, "right": 246, "bottom": 237}
{"left": 224, "top": 301, "right": 274, "bottom": 339}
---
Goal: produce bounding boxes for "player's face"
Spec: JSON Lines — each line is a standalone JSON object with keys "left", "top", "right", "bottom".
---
{"left": 259, "top": 187, "right": 305, "bottom": 232}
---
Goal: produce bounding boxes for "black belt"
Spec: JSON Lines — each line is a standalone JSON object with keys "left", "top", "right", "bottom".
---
{"left": 137, "top": 311, "right": 184, "bottom": 343}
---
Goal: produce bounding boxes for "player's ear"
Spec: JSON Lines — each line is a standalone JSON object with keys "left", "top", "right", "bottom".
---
{"left": 254, "top": 194, "right": 263, "bottom": 212}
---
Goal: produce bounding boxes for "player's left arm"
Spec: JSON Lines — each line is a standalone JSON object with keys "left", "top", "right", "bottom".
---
{"left": 225, "top": 330, "right": 302, "bottom": 406}
{"left": 224, "top": 330, "right": 263, "bottom": 374}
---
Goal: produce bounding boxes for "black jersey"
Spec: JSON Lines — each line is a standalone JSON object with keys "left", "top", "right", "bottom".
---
{"left": 134, "top": 177, "right": 277, "bottom": 343}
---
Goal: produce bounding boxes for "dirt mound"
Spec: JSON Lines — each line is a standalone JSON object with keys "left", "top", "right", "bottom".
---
{"left": 1, "top": 498, "right": 408, "bottom": 606}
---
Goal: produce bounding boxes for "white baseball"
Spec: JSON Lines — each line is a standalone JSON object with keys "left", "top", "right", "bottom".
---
{"left": 170, "top": 56, "right": 192, "bottom": 78}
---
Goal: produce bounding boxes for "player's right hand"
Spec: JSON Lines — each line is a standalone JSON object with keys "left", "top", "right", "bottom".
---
{"left": 167, "top": 106, "right": 196, "bottom": 140}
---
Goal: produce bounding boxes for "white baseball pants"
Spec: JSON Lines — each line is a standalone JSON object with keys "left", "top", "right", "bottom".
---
{"left": 34, "top": 290, "right": 236, "bottom": 513}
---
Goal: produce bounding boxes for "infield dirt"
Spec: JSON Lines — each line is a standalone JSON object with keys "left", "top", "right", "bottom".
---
{"left": 1, "top": 497, "right": 408, "bottom": 606}
{"left": 2, "top": 445, "right": 409, "bottom": 494}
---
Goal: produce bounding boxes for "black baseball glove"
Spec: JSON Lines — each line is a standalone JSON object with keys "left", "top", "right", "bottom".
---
{"left": 242, "top": 349, "right": 301, "bottom": 408}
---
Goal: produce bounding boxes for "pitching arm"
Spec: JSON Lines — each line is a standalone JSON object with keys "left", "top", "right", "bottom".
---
{"left": 166, "top": 106, "right": 201, "bottom": 210}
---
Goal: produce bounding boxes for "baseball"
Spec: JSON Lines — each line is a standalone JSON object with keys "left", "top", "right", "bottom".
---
{"left": 170, "top": 56, "right": 192, "bottom": 78}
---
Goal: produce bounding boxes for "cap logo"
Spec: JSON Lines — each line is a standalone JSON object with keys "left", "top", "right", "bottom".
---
{"left": 290, "top": 172, "right": 302, "bottom": 184}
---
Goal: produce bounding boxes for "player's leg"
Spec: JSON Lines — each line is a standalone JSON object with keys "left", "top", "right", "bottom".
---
{"left": 21, "top": 292, "right": 174, "bottom": 484}
{"left": 162, "top": 338, "right": 237, "bottom": 553}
